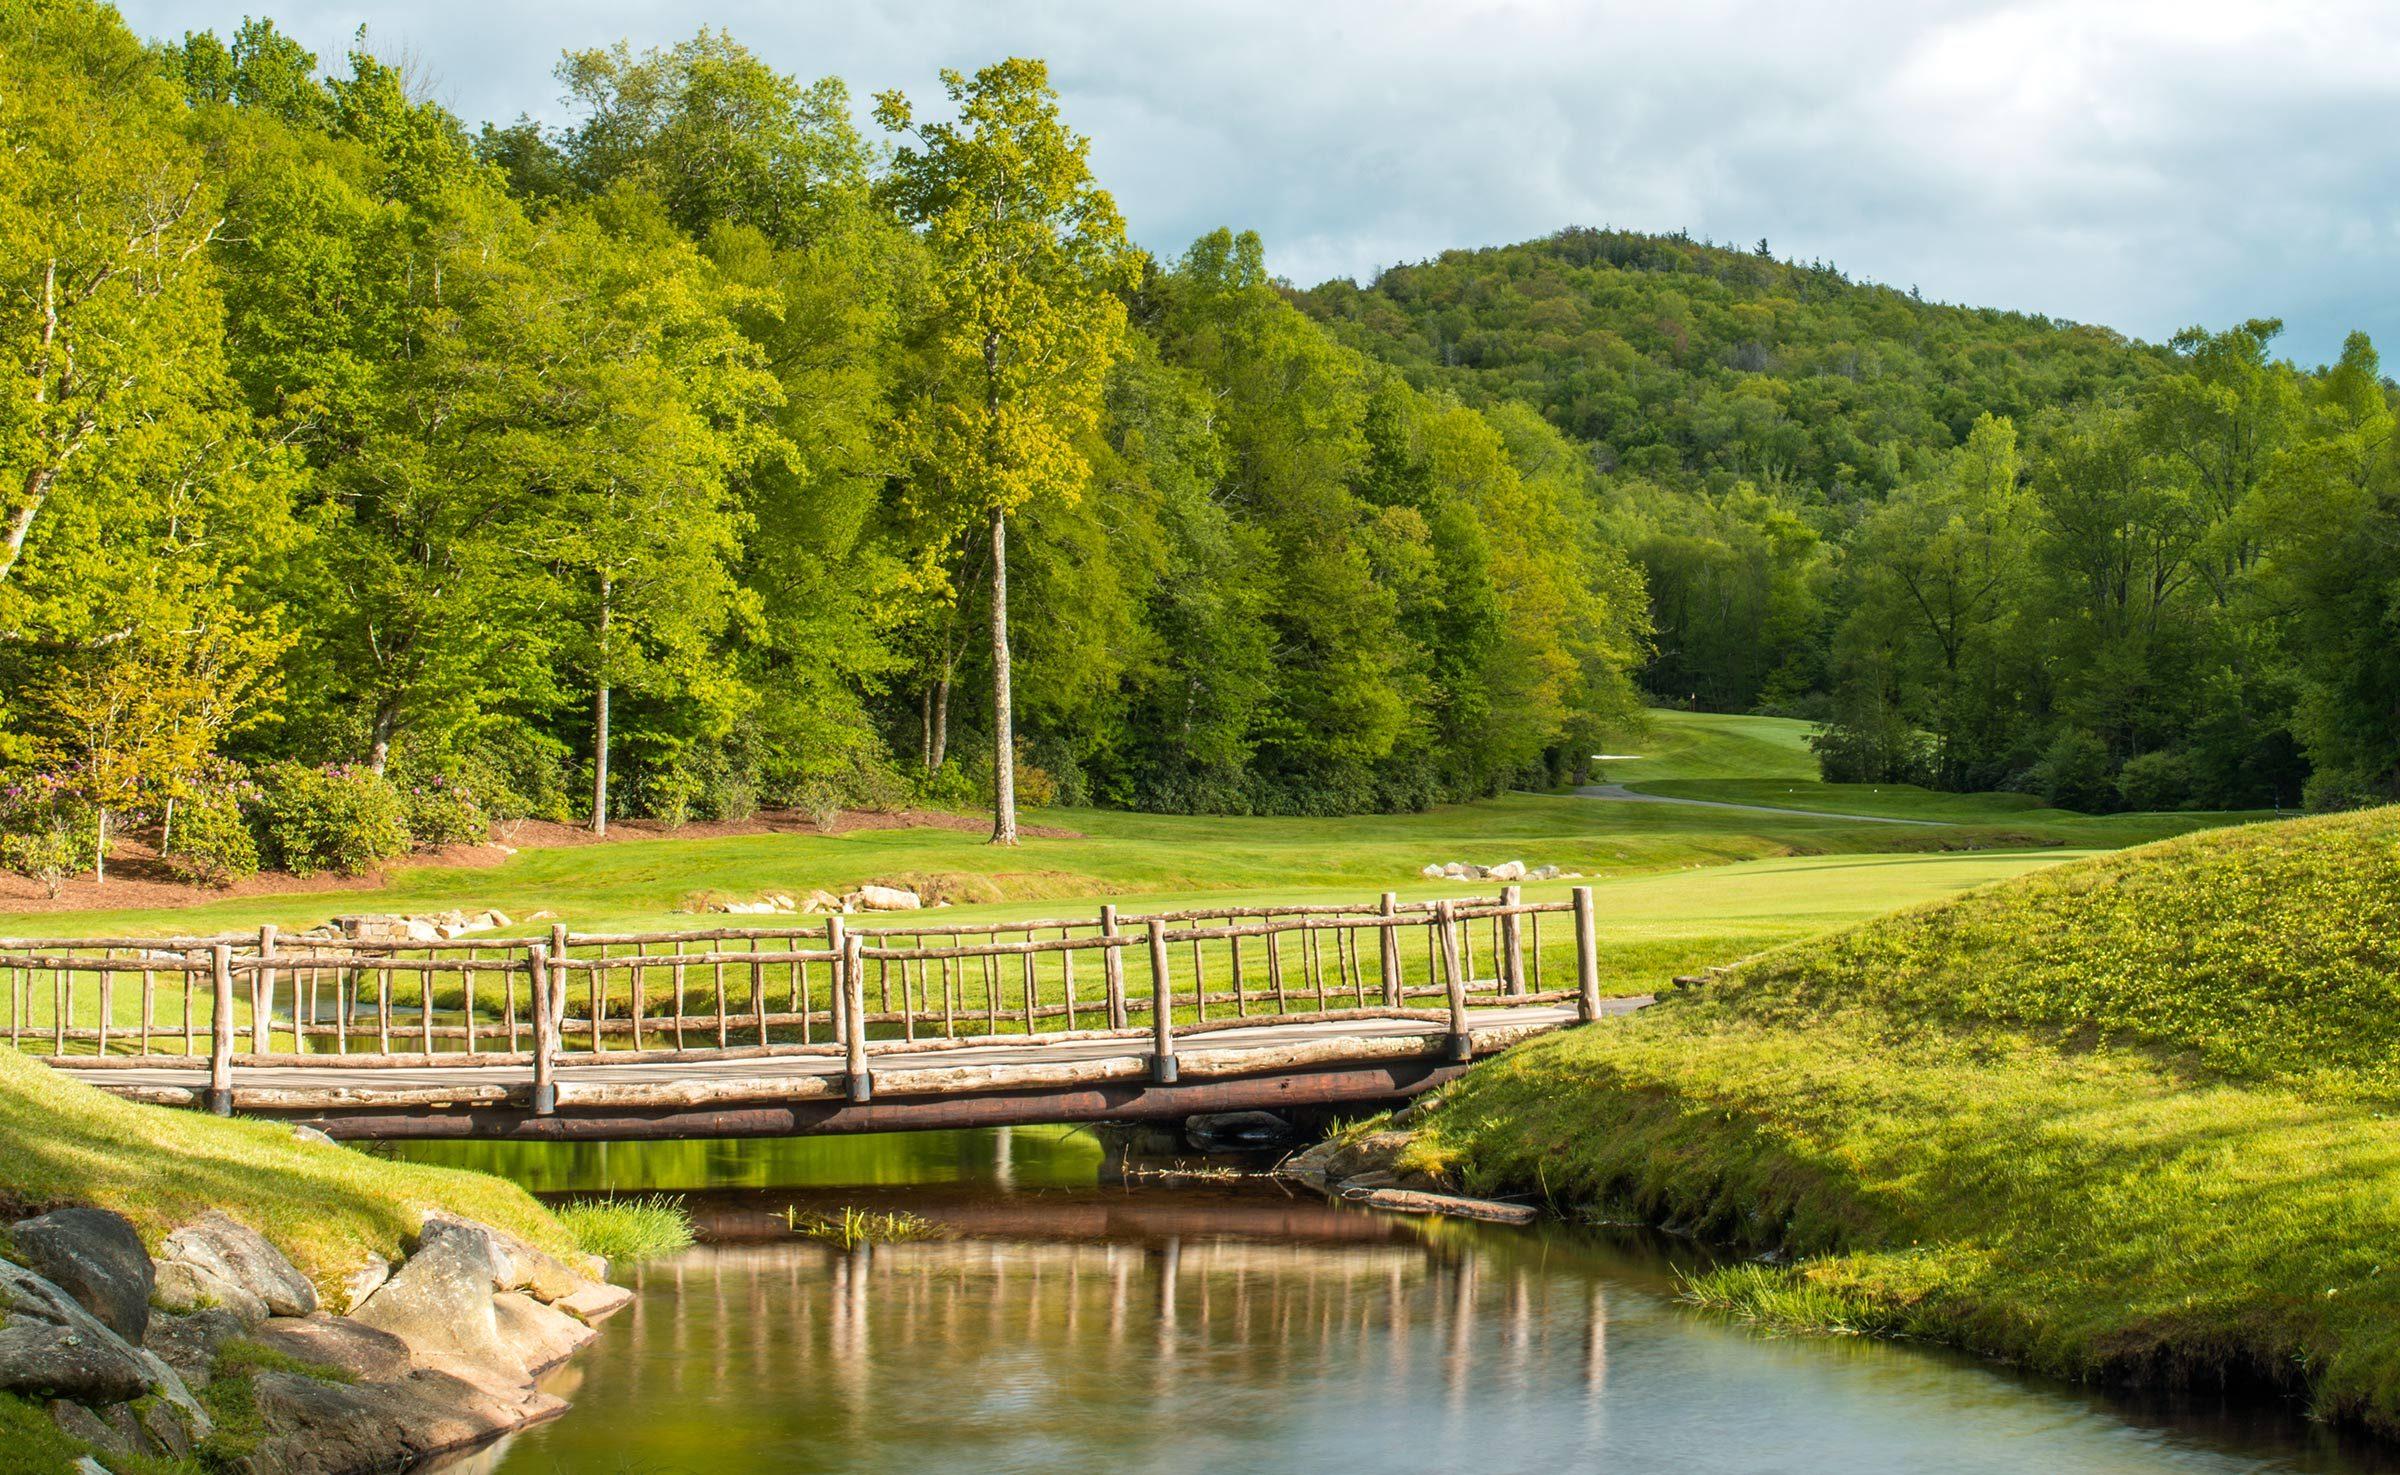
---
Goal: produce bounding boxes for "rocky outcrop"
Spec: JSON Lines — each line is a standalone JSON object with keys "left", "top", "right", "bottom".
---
{"left": 157, "top": 1211, "right": 319, "bottom": 1322}
{"left": 1280, "top": 1117, "right": 1543, "bottom": 1224}
{"left": 13, "top": 1202, "right": 630, "bottom": 1475}
{"left": 10, "top": 1206, "right": 156, "bottom": 1342}
{"left": 0, "top": 1258, "right": 155, "bottom": 1405}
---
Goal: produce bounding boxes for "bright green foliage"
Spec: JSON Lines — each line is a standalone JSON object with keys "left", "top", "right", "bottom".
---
{"left": 251, "top": 761, "right": 410, "bottom": 876}
{"left": 557, "top": 1194, "right": 695, "bottom": 1263}
{"left": 1414, "top": 806, "right": 2400, "bottom": 1434}
{"left": 164, "top": 779, "right": 262, "bottom": 886}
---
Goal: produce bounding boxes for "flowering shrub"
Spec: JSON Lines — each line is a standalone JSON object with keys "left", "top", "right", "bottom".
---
{"left": 254, "top": 762, "right": 411, "bottom": 877}
{"left": 166, "top": 776, "right": 263, "bottom": 888}
{"left": 0, "top": 773, "right": 99, "bottom": 897}
{"left": 398, "top": 774, "right": 488, "bottom": 847}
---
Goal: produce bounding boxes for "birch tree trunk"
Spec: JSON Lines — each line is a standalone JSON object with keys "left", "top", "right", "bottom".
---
{"left": 989, "top": 507, "right": 1017, "bottom": 846}
{"left": 591, "top": 577, "right": 612, "bottom": 837}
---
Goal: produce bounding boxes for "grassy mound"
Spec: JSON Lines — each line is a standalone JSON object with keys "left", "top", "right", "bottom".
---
{"left": 0, "top": 1049, "right": 571, "bottom": 1291}
{"left": 1411, "top": 807, "right": 2400, "bottom": 1431}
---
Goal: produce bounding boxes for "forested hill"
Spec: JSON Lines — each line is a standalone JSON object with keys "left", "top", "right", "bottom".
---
{"left": 1296, "top": 228, "right": 2169, "bottom": 504}
{"left": 1299, "top": 230, "right": 2400, "bottom": 817}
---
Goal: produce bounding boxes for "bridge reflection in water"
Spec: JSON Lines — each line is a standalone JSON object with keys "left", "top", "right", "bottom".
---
{"left": 420, "top": 1182, "right": 2393, "bottom": 1475}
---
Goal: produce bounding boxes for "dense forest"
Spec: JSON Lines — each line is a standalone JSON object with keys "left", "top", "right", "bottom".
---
{"left": 1302, "top": 233, "right": 2400, "bottom": 811}
{"left": 0, "top": 2, "right": 1647, "bottom": 885}
{"left": 4, "top": 3, "right": 2397, "bottom": 895}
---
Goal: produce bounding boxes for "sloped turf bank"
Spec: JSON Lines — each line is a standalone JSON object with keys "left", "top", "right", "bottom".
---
{"left": 1403, "top": 807, "right": 2400, "bottom": 1432}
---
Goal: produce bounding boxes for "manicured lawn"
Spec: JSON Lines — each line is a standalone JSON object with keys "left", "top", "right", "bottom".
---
{"left": 1408, "top": 806, "right": 2400, "bottom": 1435}
{"left": 1591, "top": 707, "right": 1820, "bottom": 783}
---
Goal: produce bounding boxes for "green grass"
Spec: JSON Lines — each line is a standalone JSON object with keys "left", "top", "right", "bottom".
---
{"left": 556, "top": 1194, "right": 695, "bottom": 1264}
{"left": 0, "top": 1045, "right": 572, "bottom": 1292}
{"left": 782, "top": 1205, "right": 944, "bottom": 1249}
{"left": 1409, "top": 806, "right": 2400, "bottom": 1434}
{"left": 1591, "top": 707, "right": 1821, "bottom": 783}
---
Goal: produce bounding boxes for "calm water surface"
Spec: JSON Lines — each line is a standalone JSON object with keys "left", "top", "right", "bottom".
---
{"left": 393, "top": 1131, "right": 2394, "bottom": 1475}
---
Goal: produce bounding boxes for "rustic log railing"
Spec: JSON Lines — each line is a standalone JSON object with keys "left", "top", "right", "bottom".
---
{"left": 3, "top": 884, "right": 1606, "bottom": 1116}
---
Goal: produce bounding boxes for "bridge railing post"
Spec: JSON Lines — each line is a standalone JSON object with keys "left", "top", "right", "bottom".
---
{"left": 206, "top": 944, "right": 234, "bottom": 1116}
{"left": 1436, "top": 901, "right": 1471, "bottom": 1064}
{"left": 1101, "top": 905, "right": 1126, "bottom": 1030}
{"left": 1378, "top": 892, "right": 1401, "bottom": 1008}
{"left": 1147, "top": 919, "right": 1176, "bottom": 1084}
{"left": 843, "top": 934, "right": 871, "bottom": 1103}
{"left": 528, "top": 943, "right": 556, "bottom": 1116}
{"left": 1572, "top": 885, "right": 1600, "bottom": 1024}
{"left": 254, "top": 924, "right": 277, "bottom": 1054}
{"left": 1499, "top": 884, "right": 1524, "bottom": 997}
{"left": 827, "top": 917, "right": 847, "bottom": 1042}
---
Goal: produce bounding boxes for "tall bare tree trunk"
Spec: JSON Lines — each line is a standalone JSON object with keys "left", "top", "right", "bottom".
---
{"left": 989, "top": 507, "right": 1017, "bottom": 846}
{"left": 932, "top": 668, "right": 951, "bottom": 770}
{"left": 93, "top": 808, "right": 107, "bottom": 885}
{"left": 591, "top": 578, "right": 612, "bottom": 837}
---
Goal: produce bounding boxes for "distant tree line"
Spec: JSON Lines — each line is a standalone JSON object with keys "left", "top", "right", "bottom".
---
{"left": 0, "top": 4, "right": 1649, "bottom": 885}
{"left": 1301, "top": 233, "right": 2400, "bottom": 811}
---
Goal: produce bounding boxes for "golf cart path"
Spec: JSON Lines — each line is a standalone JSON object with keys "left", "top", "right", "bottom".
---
{"left": 1573, "top": 783, "right": 1948, "bottom": 827}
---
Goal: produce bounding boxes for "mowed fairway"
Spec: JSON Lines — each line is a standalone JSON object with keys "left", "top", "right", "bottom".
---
{"left": 2, "top": 708, "right": 2258, "bottom": 1000}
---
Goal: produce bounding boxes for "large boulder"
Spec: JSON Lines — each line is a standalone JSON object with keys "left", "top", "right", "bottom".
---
{"left": 142, "top": 1307, "right": 247, "bottom": 1388}
{"left": 10, "top": 1206, "right": 155, "bottom": 1342}
{"left": 418, "top": 1213, "right": 583, "bottom": 1303}
{"left": 351, "top": 1220, "right": 525, "bottom": 1385}
{"left": 853, "top": 883, "right": 922, "bottom": 912}
{"left": 238, "top": 1367, "right": 565, "bottom": 1475}
{"left": 248, "top": 1315, "right": 413, "bottom": 1384}
{"left": 491, "top": 1292, "right": 595, "bottom": 1376}
{"left": 157, "top": 1212, "right": 317, "bottom": 1320}
{"left": 0, "top": 1259, "right": 153, "bottom": 1405}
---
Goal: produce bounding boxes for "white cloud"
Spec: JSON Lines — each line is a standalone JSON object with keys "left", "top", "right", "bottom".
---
{"left": 115, "top": 0, "right": 2400, "bottom": 364}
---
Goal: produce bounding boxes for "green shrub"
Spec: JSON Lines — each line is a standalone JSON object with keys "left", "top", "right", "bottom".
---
{"left": 0, "top": 773, "right": 97, "bottom": 897}
{"left": 253, "top": 763, "right": 411, "bottom": 877}
{"left": 166, "top": 782, "right": 262, "bottom": 887}
{"left": 2034, "top": 729, "right": 2117, "bottom": 813}
{"left": 557, "top": 1194, "right": 693, "bottom": 1264}
{"left": 397, "top": 774, "right": 487, "bottom": 847}
{"left": 2114, "top": 749, "right": 2195, "bottom": 812}
{"left": 452, "top": 724, "right": 574, "bottom": 823}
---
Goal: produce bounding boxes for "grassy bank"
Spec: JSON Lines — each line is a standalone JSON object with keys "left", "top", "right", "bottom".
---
{"left": 0, "top": 1048, "right": 572, "bottom": 1286}
{"left": 1408, "top": 807, "right": 2400, "bottom": 1432}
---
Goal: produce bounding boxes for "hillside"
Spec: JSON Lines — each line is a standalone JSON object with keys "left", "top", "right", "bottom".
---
{"left": 1295, "top": 227, "right": 2168, "bottom": 502}
{"left": 1409, "top": 807, "right": 2400, "bottom": 1433}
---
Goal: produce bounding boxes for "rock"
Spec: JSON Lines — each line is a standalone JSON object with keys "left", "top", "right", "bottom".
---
{"left": 0, "top": 1259, "right": 153, "bottom": 1404}
{"left": 417, "top": 1214, "right": 582, "bottom": 1303}
{"left": 1439, "top": 862, "right": 1471, "bottom": 879}
{"left": 136, "top": 1350, "right": 211, "bottom": 1441}
{"left": 1345, "top": 1186, "right": 1540, "bottom": 1224}
{"left": 152, "top": 1260, "right": 267, "bottom": 1325}
{"left": 249, "top": 1315, "right": 413, "bottom": 1383}
{"left": 72, "top": 1457, "right": 113, "bottom": 1475}
{"left": 1488, "top": 860, "right": 1528, "bottom": 881}
{"left": 142, "top": 1307, "right": 246, "bottom": 1388}
{"left": 1183, "top": 1110, "right": 1303, "bottom": 1151}
{"left": 1418, "top": 863, "right": 1445, "bottom": 879}
{"left": 1529, "top": 864, "right": 1562, "bottom": 881}
{"left": 10, "top": 1206, "right": 155, "bottom": 1342}
{"left": 484, "top": 909, "right": 512, "bottom": 929}
{"left": 352, "top": 1220, "right": 525, "bottom": 1385}
{"left": 137, "top": 1389, "right": 197, "bottom": 1460}
{"left": 799, "top": 889, "right": 843, "bottom": 914}
{"left": 50, "top": 1398, "right": 145, "bottom": 1459}
{"left": 854, "top": 884, "right": 921, "bottom": 912}
{"left": 550, "top": 1283, "right": 633, "bottom": 1326}
{"left": 336, "top": 1254, "right": 390, "bottom": 1313}
{"left": 159, "top": 1212, "right": 317, "bottom": 1319}
{"left": 290, "top": 1123, "right": 336, "bottom": 1148}
{"left": 1281, "top": 1129, "right": 1416, "bottom": 1189}
{"left": 491, "top": 1292, "right": 595, "bottom": 1375}
{"left": 240, "top": 1367, "right": 566, "bottom": 1475}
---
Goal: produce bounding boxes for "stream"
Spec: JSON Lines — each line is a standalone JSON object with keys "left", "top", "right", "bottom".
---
{"left": 388, "top": 1130, "right": 2395, "bottom": 1474}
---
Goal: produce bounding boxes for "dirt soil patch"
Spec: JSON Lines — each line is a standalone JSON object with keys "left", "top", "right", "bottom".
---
{"left": 0, "top": 808, "right": 1081, "bottom": 916}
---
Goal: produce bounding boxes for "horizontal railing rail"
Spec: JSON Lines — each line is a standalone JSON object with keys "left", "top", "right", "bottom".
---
{"left": 8, "top": 884, "right": 1607, "bottom": 1116}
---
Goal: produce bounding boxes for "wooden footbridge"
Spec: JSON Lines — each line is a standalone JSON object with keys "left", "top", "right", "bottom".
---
{"left": 7, "top": 888, "right": 1626, "bottom": 1140}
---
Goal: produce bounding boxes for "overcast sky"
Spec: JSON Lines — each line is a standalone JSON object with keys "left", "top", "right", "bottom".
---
{"left": 116, "top": 0, "right": 2400, "bottom": 368}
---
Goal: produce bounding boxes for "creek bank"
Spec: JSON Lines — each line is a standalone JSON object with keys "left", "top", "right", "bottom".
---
{"left": 1, "top": 1201, "right": 630, "bottom": 1474}
{"left": 1275, "top": 1110, "right": 1539, "bottom": 1224}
